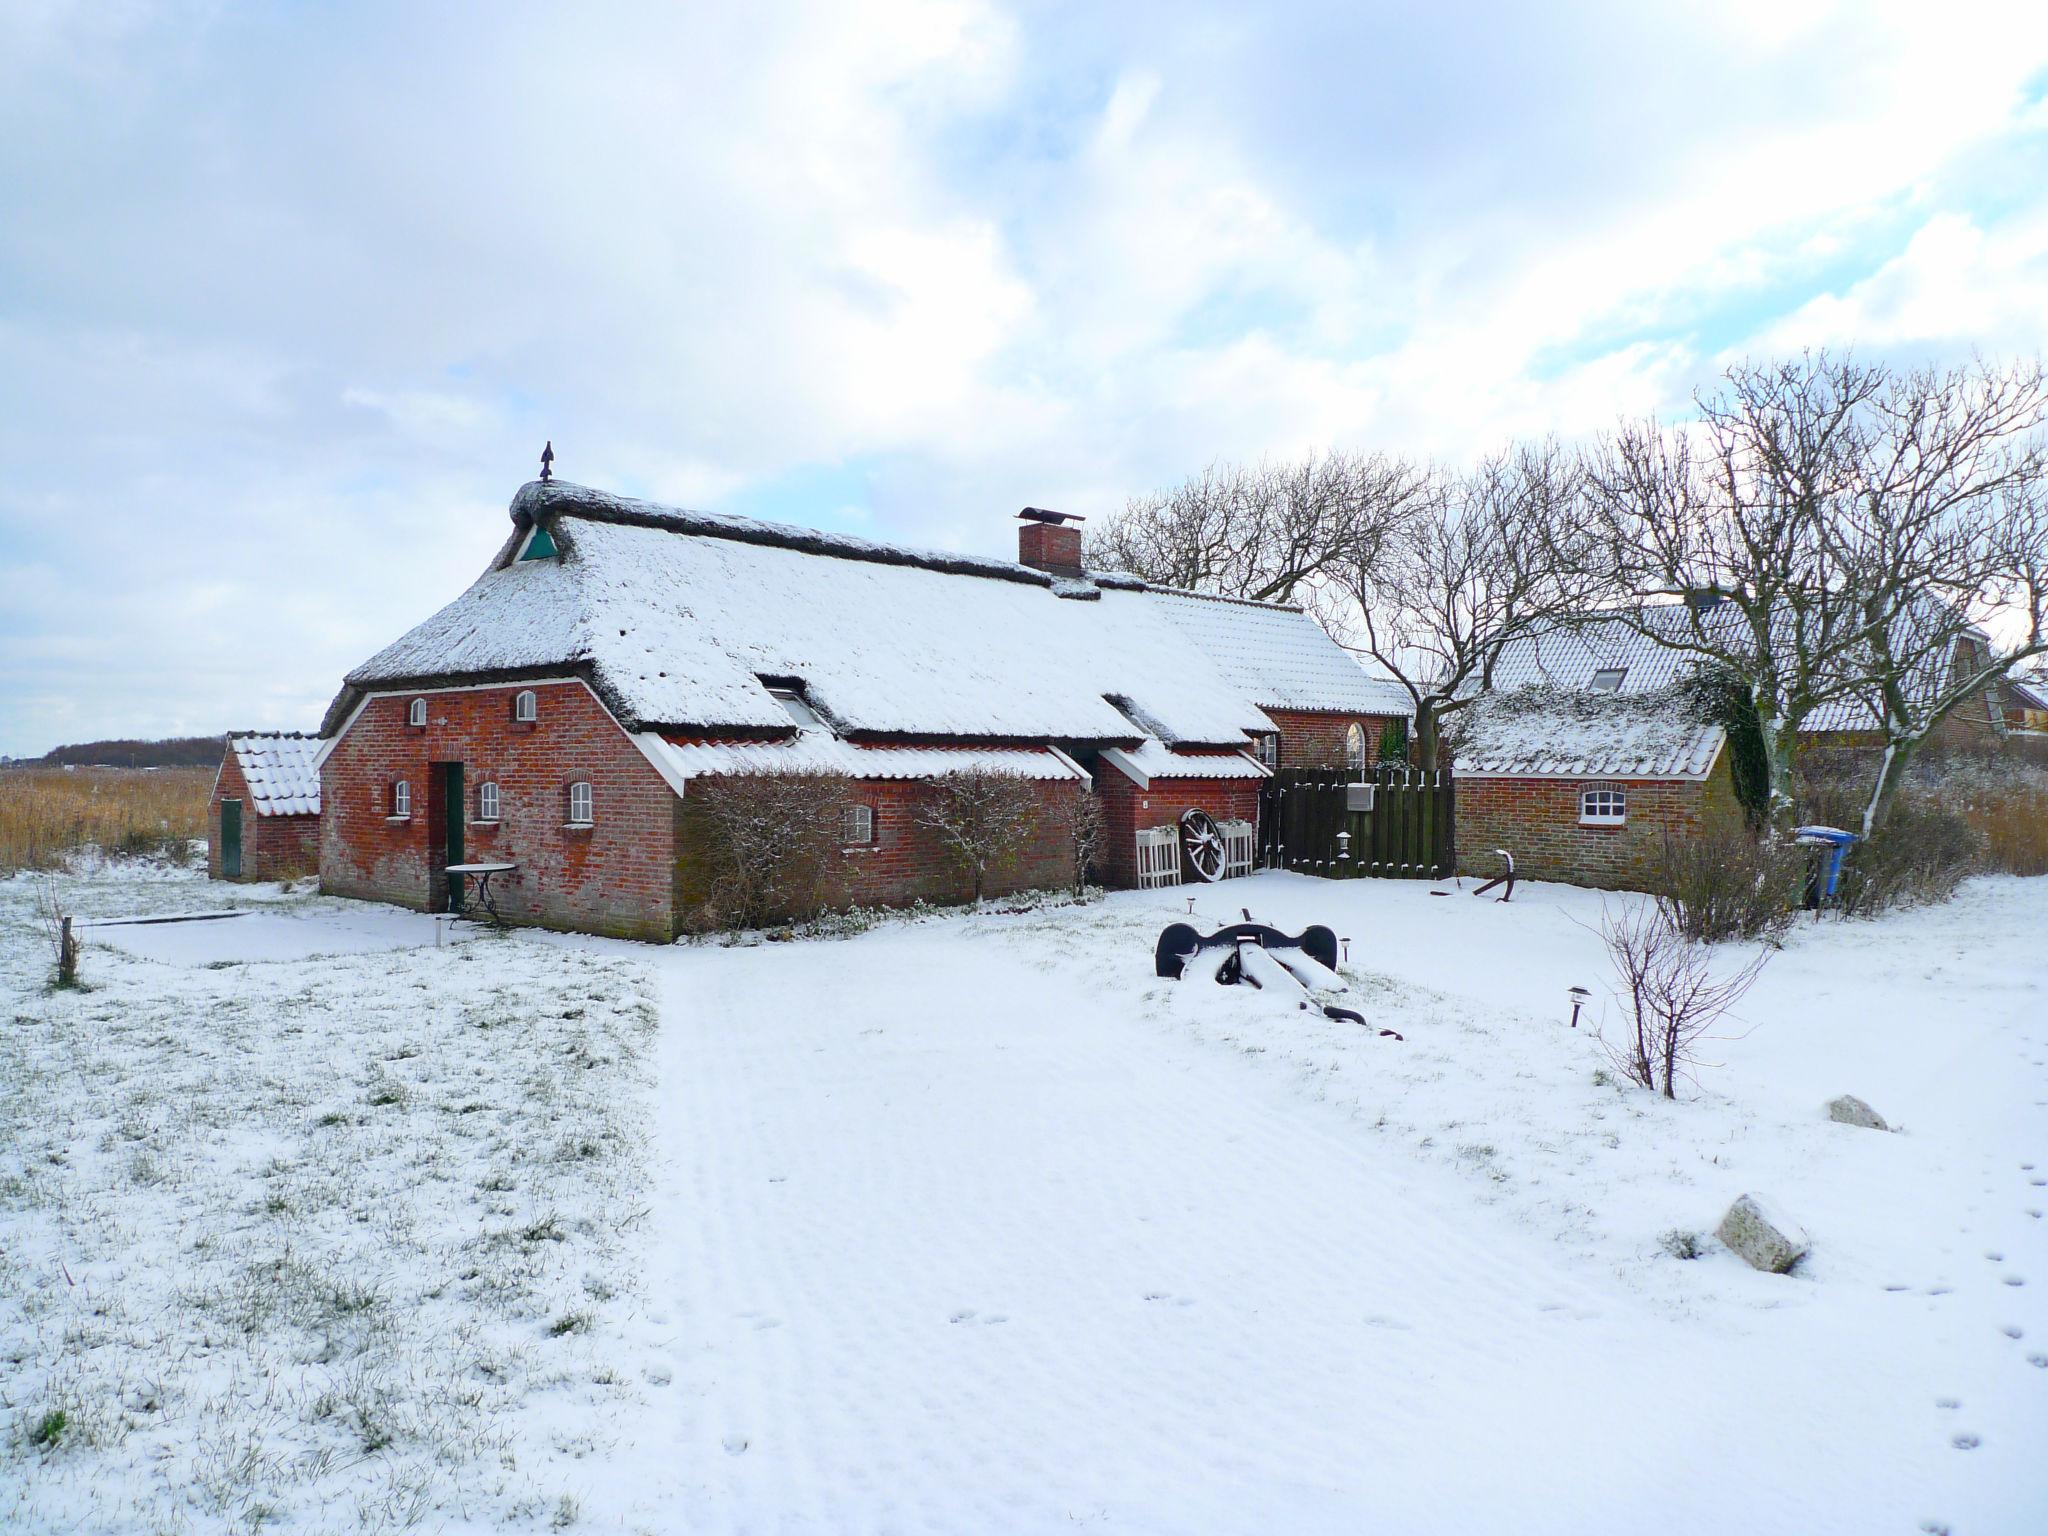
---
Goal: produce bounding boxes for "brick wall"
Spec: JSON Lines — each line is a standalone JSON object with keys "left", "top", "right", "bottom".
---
{"left": 1454, "top": 751, "right": 1742, "bottom": 891}
{"left": 1263, "top": 708, "right": 1406, "bottom": 770}
{"left": 1094, "top": 770, "right": 1261, "bottom": 888}
{"left": 320, "top": 681, "right": 679, "bottom": 941}
{"left": 208, "top": 750, "right": 319, "bottom": 882}
{"left": 676, "top": 774, "right": 1085, "bottom": 924}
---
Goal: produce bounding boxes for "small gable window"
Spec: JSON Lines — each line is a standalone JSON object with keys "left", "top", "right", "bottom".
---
{"left": 1590, "top": 668, "right": 1628, "bottom": 693}
{"left": 1253, "top": 733, "right": 1278, "bottom": 769}
{"left": 407, "top": 698, "right": 427, "bottom": 728}
{"left": 1580, "top": 785, "right": 1626, "bottom": 826}
{"left": 518, "top": 523, "right": 558, "bottom": 561}
{"left": 1344, "top": 723, "right": 1367, "bottom": 774}
{"left": 843, "top": 804, "right": 875, "bottom": 845}
{"left": 567, "top": 781, "right": 593, "bottom": 826}
{"left": 390, "top": 780, "right": 411, "bottom": 819}
{"left": 477, "top": 781, "right": 500, "bottom": 822}
{"left": 513, "top": 689, "right": 538, "bottom": 723}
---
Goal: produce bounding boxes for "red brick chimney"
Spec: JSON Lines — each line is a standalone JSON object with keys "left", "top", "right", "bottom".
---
{"left": 1017, "top": 507, "right": 1085, "bottom": 577}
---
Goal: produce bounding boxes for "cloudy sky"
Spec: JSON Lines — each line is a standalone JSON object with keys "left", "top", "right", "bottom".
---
{"left": 3, "top": 0, "right": 2047, "bottom": 756}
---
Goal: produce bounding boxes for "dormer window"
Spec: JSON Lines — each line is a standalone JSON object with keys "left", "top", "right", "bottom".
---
{"left": 1590, "top": 668, "right": 1628, "bottom": 693}
{"left": 761, "top": 678, "right": 823, "bottom": 731}
{"left": 407, "top": 698, "right": 427, "bottom": 728}
{"left": 513, "top": 689, "right": 538, "bottom": 723}
{"left": 517, "top": 523, "right": 558, "bottom": 561}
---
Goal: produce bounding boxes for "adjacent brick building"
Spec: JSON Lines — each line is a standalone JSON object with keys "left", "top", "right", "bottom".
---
{"left": 308, "top": 477, "right": 1406, "bottom": 937}
{"left": 208, "top": 733, "right": 321, "bottom": 882}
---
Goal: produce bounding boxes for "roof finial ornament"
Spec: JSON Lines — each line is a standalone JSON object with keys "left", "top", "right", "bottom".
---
{"left": 540, "top": 440, "right": 555, "bottom": 482}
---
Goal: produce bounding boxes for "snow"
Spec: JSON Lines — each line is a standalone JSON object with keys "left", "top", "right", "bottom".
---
{"left": 93, "top": 904, "right": 464, "bottom": 964}
{"left": 1100, "top": 737, "right": 1269, "bottom": 787}
{"left": 641, "top": 733, "right": 1088, "bottom": 782}
{"left": 227, "top": 734, "right": 322, "bottom": 817}
{"left": 1453, "top": 683, "right": 1726, "bottom": 779}
{"left": 1145, "top": 586, "right": 1415, "bottom": 716}
{"left": 6, "top": 860, "right": 2046, "bottom": 1533}
{"left": 342, "top": 480, "right": 1377, "bottom": 749}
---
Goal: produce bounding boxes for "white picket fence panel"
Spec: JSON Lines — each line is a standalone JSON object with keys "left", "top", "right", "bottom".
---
{"left": 1135, "top": 824, "right": 1180, "bottom": 889}
{"left": 1218, "top": 818, "right": 1256, "bottom": 879}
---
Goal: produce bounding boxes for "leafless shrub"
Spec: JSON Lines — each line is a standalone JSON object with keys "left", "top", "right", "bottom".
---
{"left": 1047, "top": 786, "right": 1102, "bottom": 893}
{"left": 1646, "top": 824, "right": 1802, "bottom": 943}
{"left": 1598, "top": 903, "right": 1769, "bottom": 1098}
{"left": 916, "top": 768, "right": 1044, "bottom": 904}
{"left": 1832, "top": 797, "right": 1982, "bottom": 917}
{"left": 688, "top": 772, "right": 854, "bottom": 930}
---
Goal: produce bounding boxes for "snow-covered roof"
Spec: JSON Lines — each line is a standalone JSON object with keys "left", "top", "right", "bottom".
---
{"left": 1143, "top": 588, "right": 1414, "bottom": 717}
{"left": 1488, "top": 601, "right": 1997, "bottom": 733}
{"left": 227, "top": 733, "right": 321, "bottom": 816}
{"left": 2007, "top": 675, "right": 2048, "bottom": 712}
{"left": 1100, "top": 739, "right": 1270, "bottom": 789}
{"left": 333, "top": 480, "right": 1388, "bottom": 749}
{"left": 642, "top": 735, "right": 1087, "bottom": 782}
{"left": 1452, "top": 687, "right": 1725, "bottom": 781}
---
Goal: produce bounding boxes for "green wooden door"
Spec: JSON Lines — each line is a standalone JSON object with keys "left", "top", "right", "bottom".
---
{"left": 221, "top": 799, "right": 242, "bottom": 878}
{"left": 443, "top": 763, "right": 465, "bottom": 912}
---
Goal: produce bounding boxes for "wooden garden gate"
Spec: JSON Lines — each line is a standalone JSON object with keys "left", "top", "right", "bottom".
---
{"left": 1259, "top": 764, "right": 1455, "bottom": 880}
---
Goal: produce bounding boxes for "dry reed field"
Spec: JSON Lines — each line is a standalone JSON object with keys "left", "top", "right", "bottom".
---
{"left": 0, "top": 766, "right": 213, "bottom": 874}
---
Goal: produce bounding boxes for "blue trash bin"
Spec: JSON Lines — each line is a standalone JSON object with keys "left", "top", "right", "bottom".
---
{"left": 1794, "top": 825, "right": 1857, "bottom": 908}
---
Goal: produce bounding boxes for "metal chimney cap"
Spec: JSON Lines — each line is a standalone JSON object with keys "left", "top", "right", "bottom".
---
{"left": 1018, "top": 506, "right": 1085, "bottom": 524}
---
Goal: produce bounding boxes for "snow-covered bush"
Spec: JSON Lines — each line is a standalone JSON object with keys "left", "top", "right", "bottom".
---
{"left": 1646, "top": 824, "right": 1801, "bottom": 943}
{"left": 684, "top": 771, "right": 855, "bottom": 931}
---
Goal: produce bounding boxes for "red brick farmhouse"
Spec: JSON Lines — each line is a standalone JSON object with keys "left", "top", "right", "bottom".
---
{"left": 208, "top": 733, "right": 322, "bottom": 882}
{"left": 309, "top": 479, "right": 1408, "bottom": 938}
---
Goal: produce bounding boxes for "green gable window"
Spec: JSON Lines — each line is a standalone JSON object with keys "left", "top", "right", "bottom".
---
{"left": 518, "top": 523, "right": 558, "bottom": 560}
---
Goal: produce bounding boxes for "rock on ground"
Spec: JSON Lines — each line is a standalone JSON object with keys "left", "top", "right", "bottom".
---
{"left": 1716, "top": 1194, "right": 1810, "bottom": 1274}
{"left": 1826, "top": 1094, "right": 1888, "bottom": 1131}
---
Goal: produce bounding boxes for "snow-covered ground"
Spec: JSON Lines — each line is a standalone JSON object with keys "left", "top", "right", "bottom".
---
{"left": 4, "top": 861, "right": 2045, "bottom": 1533}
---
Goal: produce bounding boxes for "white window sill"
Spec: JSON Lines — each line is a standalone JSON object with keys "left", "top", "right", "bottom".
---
{"left": 840, "top": 845, "right": 877, "bottom": 855}
{"left": 1579, "top": 819, "right": 1626, "bottom": 828}
{"left": 385, "top": 815, "right": 412, "bottom": 823}
{"left": 471, "top": 819, "right": 500, "bottom": 827}
{"left": 563, "top": 821, "right": 594, "bottom": 831}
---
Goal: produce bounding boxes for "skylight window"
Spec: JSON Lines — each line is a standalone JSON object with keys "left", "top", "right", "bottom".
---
{"left": 1589, "top": 668, "right": 1628, "bottom": 693}
{"left": 761, "top": 678, "right": 824, "bottom": 731}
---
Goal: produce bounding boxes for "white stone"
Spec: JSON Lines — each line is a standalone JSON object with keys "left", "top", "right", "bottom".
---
{"left": 1716, "top": 1194, "right": 1809, "bottom": 1274}
{"left": 1826, "top": 1094, "right": 1888, "bottom": 1131}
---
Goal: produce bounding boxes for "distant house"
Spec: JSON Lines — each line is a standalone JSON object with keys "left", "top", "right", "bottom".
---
{"left": 311, "top": 479, "right": 1407, "bottom": 938}
{"left": 209, "top": 733, "right": 322, "bottom": 882}
{"left": 1453, "top": 602, "right": 2003, "bottom": 889}
{"left": 2003, "top": 674, "right": 2048, "bottom": 734}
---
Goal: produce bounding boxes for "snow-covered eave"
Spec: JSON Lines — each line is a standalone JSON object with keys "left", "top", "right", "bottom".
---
{"left": 1100, "top": 743, "right": 1272, "bottom": 790}
{"left": 637, "top": 733, "right": 1094, "bottom": 785}
{"left": 1453, "top": 762, "right": 1719, "bottom": 783}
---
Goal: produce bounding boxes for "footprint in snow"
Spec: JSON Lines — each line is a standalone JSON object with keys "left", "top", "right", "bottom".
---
{"left": 2003, "top": 1276, "right": 2027, "bottom": 1287}
{"left": 722, "top": 1434, "right": 749, "bottom": 1455}
{"left": 1951, "top": 1433, "right": 1981, "bottom": 1450}
{"left": 1986, "top": 1251, "right": 2005, "bottom": 1261}
{"left": 950, "top": 1309, "right": 977, "bottom": 1323}
{"left": 2029, "top": 1354, "right": 2048, "bottom": 1369}
{"left": 1935, "top": 1397, "right": 1960, "bottom": 1410}
{"left": 2005, "top": 1325, "right": 2026, "bottom": 1340}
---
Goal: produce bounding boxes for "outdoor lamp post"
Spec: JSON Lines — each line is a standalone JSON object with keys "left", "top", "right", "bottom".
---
{"left": 1336, "top": 830, "right": 1351, "bottom": 862}
{"left": 1567, "top": 986, "right": 1591, "bottom": 1029}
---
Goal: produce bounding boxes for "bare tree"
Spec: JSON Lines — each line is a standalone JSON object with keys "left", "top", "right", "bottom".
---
{"left": 1047, "top": 785, "right": 1103, "bottom": 894}
{"left": 1087, "top": 451, "right": 1425, "bottom": 605}
{"left": 917, "top": 768, "right": 1044, "bottom": 904}
{"left": 688, "top": 772, "right": 854, "bottom": 929}
{"left": 1576, "top": 352, "right": 2048, "bottom": 832}
{"left": 1335, "top": 440, "right": 1590, "bottom": 770}
{"left": 1598, "top": 902, "right": 1769, "bottom": 1099}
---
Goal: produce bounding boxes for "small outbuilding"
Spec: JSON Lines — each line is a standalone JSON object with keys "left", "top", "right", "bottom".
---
{"left": 209, "top": 733, "right": 322, "bottom": 882}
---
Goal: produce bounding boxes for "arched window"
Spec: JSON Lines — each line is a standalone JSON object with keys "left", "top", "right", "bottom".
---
{"left": 1344, "top": 722, "right": 1367, "bottom": 774}
{"left": 477, "top": 781, "right": 500, "bottom": 821}
{"left": 390, "top": 780, "right": 411, "bottom": 818}
{"left": 1579, "top": 785, "right": 1627, "bottom": 826}
{"left": 513, "top": 689, "right": 538, "bottom": 723}
{"left": 407, "top": 698, "right": 427, "bottom": 727}
{"left": 567, "top": 781, "right": 593, "bottom": 825}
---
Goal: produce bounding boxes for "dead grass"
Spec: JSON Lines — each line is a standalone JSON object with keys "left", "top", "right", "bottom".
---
{"left": 1954, "top": 780, "right": 2048, "bottom": 877}
{"left": 0, "top": 766, "right": 212, "bottom": 874}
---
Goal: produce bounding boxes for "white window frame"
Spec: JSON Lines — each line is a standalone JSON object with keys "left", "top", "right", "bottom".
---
{"left": 513, "top": 689, "right": 538, "bottom": 723}
{"left": 390, "top": 780, "right": 411, "bottom": 819}
{"left": 1579, "top": 785, "right": 1627, "bottom": 826}
{"left": 843, "top": 804, "right": 875, "bottom": 846}
{"left": 477, "top": 781, "right": 500, "bottom": 822}
{"left": 407, "top": 697, "right": 427, "bottom": 727}
{"left": 567, "top": 781, "right": 593, "bottom": 826}
{"left": 1589, "top": 668, "right": 1628, "bottom": 693}
{"left": 1344, "top": 722, "right": 1367, "bottom": 775}
{"left": 1254, "top": 732, "right": 1278, "bottom": 769}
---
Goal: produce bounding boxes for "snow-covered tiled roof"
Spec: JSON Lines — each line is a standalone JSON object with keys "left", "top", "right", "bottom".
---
{"left": 1100, "top": 739, "right": 1270, "bottom": 789}
{"left": 336, "top": 480, "right": 1388, "bottom": 748}
{"left": 1452, "top": 688, "right": 1725, "bottom": 780}
{"left": 1143, "top": 588, "right": 1414, "bottom": 717}
{"left": 228, "top": 733, "right": 321, "bottom": 816}
{"left": 2008, "top": 675, "right": 2048, "bottom": 713}
{"left": 642, "top": 735, "right": 1087, "bottom": 782}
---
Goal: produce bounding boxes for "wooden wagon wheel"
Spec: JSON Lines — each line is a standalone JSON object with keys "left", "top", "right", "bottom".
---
{"left": 1180, "top": 809, "right": 1225, "bottom": 882}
